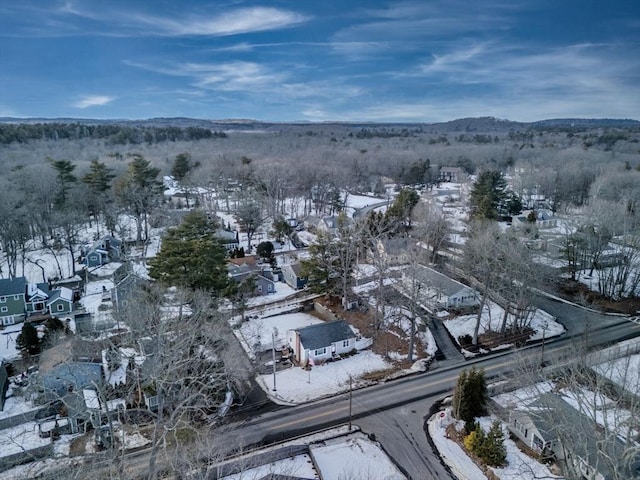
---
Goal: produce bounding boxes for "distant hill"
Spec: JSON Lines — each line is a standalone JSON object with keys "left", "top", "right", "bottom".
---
{"left": 0, "top": 116, "right": 637, "bottom": 132}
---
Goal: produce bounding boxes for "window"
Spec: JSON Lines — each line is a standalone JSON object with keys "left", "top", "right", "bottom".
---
{"left": 342, "top": 340, "right": 350, "bottom": 347}
{"left": 57, "top": 304, "right": 64, "bottom": 311}
{"left": 0, "top": 297, "right": 5, "bottom": 303}
{"left": 14, "top": 295, "right": 20, "bottom": 300}
{"left": 314, "top": 347, "right": 327, "bottom": 356}
{"left": 1, "top": 306, "right": 7, "bottom": 313}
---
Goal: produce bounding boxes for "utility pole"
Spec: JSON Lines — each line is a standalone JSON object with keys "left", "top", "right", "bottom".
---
{"left": 271, "top": 330, "right": 277, "bottom": 392}
{"left": 348, "top": 375, "right": 353, "bottom": 431}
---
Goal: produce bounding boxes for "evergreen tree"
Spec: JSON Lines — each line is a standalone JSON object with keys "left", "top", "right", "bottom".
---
{"left": 452, "top": 367, "right": 488, "bottom": 423}
{"left": 114, "top": 154, "right": 162, "bottom": 242}
{"left": 16, "top": 322, "right": 40, "bottom": 356}
{"left": 48, "top": 158, "right": 77, "bottom": 208}
{"left": 385, "top": 188, "right": 420, "bottom": 232}
{"left": 469, "top": 170, "right": 507, "bottom": 220}
{"left": 148, "top": 210, "right": 229, "bottom": 294}
{"left": 301, "top": 230, "right": 339, "bottom": 294}
{"left": 256, "top": 241, "right": 275, "bottom": 265}
{"left": 171, "top": 153, "right": 192, "bottom": 182}
{"left": 463, "top": 422, "right": 485, "bottom": 453}
{"left": 482, "top": 420, "right": 507, "bottom": 467}
{"left": 82, "top": 160, "right": 115, "bottom": 193}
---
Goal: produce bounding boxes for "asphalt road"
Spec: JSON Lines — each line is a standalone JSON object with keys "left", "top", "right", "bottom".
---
{"left": 37, "top": 302, "right": 640, "bottom": 480}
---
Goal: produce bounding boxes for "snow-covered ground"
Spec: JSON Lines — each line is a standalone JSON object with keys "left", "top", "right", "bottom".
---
{"left": 0, "top": 324, "right": 23, "bottom": 362}
{"left": 257, "top": 350, "right": 391, "bottom": 405}
{"left": 593, "top": 353, "right": 640, "bottom": 393}
{"left": 219, "top": 427, "right": 406, "bottom": 480}
{"left": 428, "top": 408, "right": 562, "bottom": 480}
{"left": 238, "top": 312, "right": 323, "bottom": 354}
{"left": 442, "top": 300, "right": 563, "bottom": 356}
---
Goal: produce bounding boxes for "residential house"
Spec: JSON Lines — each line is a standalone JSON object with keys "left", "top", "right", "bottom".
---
{"left": 25, "top": 282, "right": 52, "bottom": 316}
{"left": 84, "top": 236, "right": 124, "bottom": 267}
{"left": 410, "top": 265, "right": 479, "bottom": 310}
{"left": 217, "top": 229, "right": 240, "bottom": 251}
{"left": 508, "top": 393, "right": 640, "bottom": 480}
{"left": 438, "top": 166, "right": 465, "bottom": 183}
{"left": 316, "top": 215, "right": 353, "bottom": 237}
{"left": 0, "top": 277, "right": 27, "bottom": 326}
{"left": 512, "top": 209, "right": 558, "bottom": 230}
{"left": 287, "top": 320, "right": 357, "bottom": 365}
{"left": 25, "top": 282, "right": 74, "bottom": 320}
{"left": 46, "top": 287, "right": 74, "bottom": 318}
{"left": 304, "top": 215, "right": 323, "bottom": 231}
{"left": 376, "top": 237, "right": 411, "bottom": 265}
{"left": 39, "top": 362, "right": 103, "bottom": 403}
{"left": 111, "top": 262, "right": 146, "bottom": 313}
{"left": 227, "top": 260, "right": 276, "bottom": 296}
{"left": 282, "top": 263, "right": 308, "bottom": 290}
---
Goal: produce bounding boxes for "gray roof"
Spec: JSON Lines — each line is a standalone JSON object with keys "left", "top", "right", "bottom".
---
{"left": 296, "top": 320, "right": 355, "bottom": 351}
{"left": 0, "top": 277, "right": 27, "bottom": 296}
{"left": 41, "top": 362, "right": 102, "bottom": 399}
{"left": 528, "top": 393, "right": 640, "bottom": 479}
{"left": 413, "top": 266, "right": 474, "bottom": 297}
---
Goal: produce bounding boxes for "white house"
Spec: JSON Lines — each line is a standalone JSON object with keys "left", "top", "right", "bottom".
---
{"left": 287, "top": 320, "right": 357, "bottom": 365}
{"left": 409, "top": 265, "right": 479, "bottom": 310}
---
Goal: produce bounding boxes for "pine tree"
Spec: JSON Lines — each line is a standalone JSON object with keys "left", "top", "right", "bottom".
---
{"left": 16, "top": 322, "right": 40, "bottom": 356}
{"left": 452, "top": 367, "right": 488, "bottom": 423}
{"left": 452, "top": 369, "right": 468, "bottom": 420}
{"left": 482, "top": 420, "right": 507, "bottom": 467}
{"left": 171, "top": 153, "right": 192, "bottom": 182}
{"left": 148, "top": 211, "right": 230, "bottom": 294}
{"left": 469, "top": 170, "right": 507, "bottom": 220}
{"left": 48, "top": 158, "right": 77, "bottom": 208}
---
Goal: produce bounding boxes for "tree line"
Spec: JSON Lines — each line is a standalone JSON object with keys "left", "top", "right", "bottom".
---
{"left": 0, "top": 122, "right": 226, "bottom": 145}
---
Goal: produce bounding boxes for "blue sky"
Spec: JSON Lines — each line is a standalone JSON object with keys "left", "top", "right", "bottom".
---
{"left": 1, "top": 1, "right": 638, "bottom": 122}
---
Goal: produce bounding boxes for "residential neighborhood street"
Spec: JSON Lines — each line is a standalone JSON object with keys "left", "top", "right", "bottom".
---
{"left": 37, "top": 302, "right": 638, "bottom": 480}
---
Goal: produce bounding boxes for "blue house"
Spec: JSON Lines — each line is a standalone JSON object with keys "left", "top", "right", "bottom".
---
{"left": 84, "top": 236, "right": 124, "bottom": 267}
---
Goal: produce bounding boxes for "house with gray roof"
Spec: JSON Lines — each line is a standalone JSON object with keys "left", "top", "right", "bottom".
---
{"left": 282, "top": 263, "right": 308, "bottom": 290}
{"left": 508, "top": 392, "right": 640, "bottom": 480}
{"left": 84, "top": 236, "right": 124, "bottom": 267}
{"left": 409, "top": 265, "right": 479, "bottom": 310}
{"left": 287, "top": 320, "right": 356, "bottom": 365}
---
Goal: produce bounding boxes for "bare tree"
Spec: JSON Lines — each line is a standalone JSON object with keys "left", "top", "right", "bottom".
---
{"left": 413, "top": 200, "right": 452, "bottom": 264}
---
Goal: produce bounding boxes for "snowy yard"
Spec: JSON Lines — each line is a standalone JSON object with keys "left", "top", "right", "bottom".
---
{"left": 442, "top": 301, "right": 563, "bottom": 356}
{"left": 219, "top": 427, "right": 406, "bottom": 480}
{"left": 428, "top": 408, "right": 562, "bottom": 480}
{"left": 257, "top": 350, "right": 391, "bottom": 405}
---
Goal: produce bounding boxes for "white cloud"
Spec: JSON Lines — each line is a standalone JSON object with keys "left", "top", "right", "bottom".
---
{"left": 132, "top": 7, "right": 309, "bottom": 37}
{"left": 73, "top": 95, "right": 115, "bottom": 108}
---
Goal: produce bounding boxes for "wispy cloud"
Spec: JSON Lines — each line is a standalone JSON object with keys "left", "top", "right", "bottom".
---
{"left": 3, "top": 4, "right": 309, "bottom": 38}
{"left": 131, "top": 7, "right": 309, "bottom": 37}
{"left": 73, "top": 95, "right": 115, "bottom": 108}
